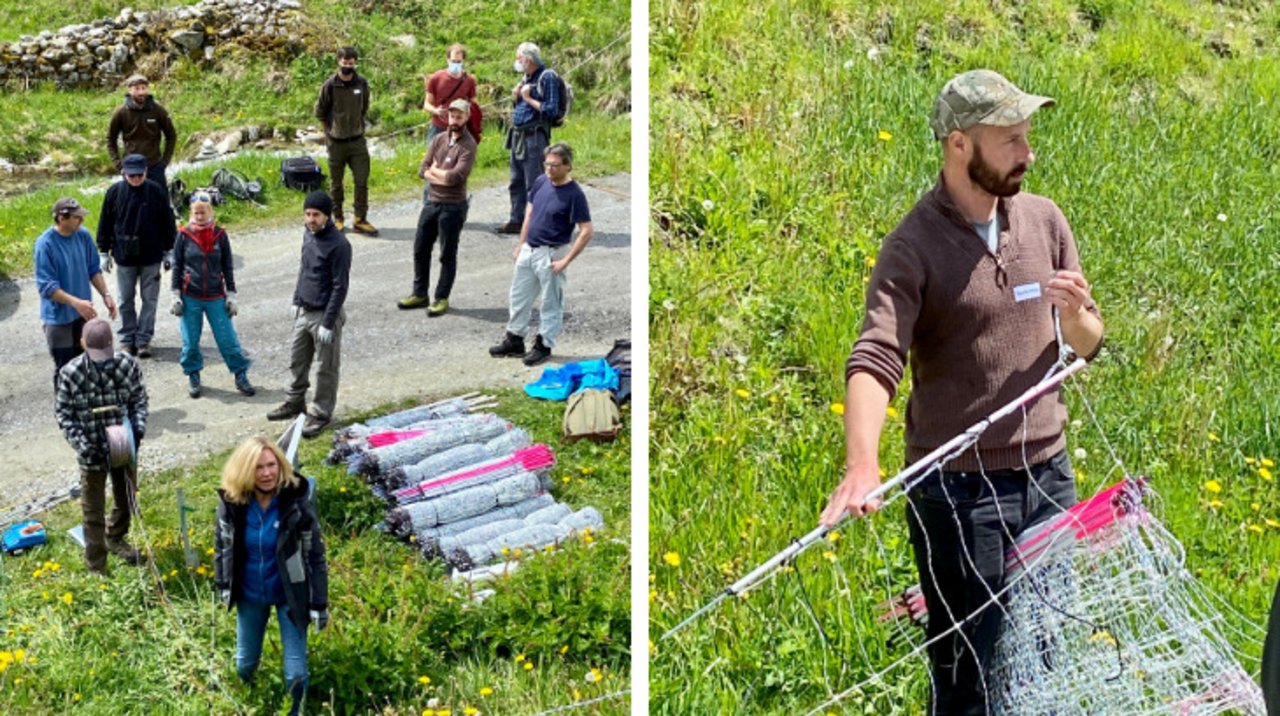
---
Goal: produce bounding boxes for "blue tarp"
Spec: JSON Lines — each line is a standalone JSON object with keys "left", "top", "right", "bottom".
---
{"left": 523, "top": 359, "right": 619, "bottom": 401}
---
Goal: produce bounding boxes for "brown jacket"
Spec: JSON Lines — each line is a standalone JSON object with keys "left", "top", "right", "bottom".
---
{"left": 846, "top": 178, "right": 1101, "bottom": 471}
{"left": 419, "top": 128, "right": 477, "bottom": 204}
{"left": 106, "top": 95, "right": 177, "bottom": 167}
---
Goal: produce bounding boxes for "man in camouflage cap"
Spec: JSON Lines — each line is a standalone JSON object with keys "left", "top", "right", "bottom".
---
{"left": 821, "top": 69, "right": 1103, "bottom": 715}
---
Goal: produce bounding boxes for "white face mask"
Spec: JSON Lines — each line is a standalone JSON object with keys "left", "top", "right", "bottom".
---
{"left": 448, "top": 61, "right": 463, "bottom": 76}
{"left": 514, "top": 60, "right": 525, "bottom": 73}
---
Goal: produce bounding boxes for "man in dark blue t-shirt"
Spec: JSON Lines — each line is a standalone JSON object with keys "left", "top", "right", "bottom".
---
{"left": 489, "top": 142, "right": 594, "bottom": 366}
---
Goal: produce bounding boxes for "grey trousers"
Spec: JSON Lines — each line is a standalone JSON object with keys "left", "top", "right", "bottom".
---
{"left": 506, "top": 243, "right": 569, "bottom": 348}
{"left": 116, "top": 262, "right": 162, "bottom": 347}
{"left": 285, "top": 307, "right": 344, "bottom": 420}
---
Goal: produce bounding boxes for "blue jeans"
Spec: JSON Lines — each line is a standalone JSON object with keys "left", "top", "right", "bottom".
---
{"left": 507, "top": 127, "right": 548, "bottom": 224}
{"left": 235, "top": 601, "right": 308, "bottom": 695}
{"left": 116, "top": 262, "right": 161, "bottom": 347}
{"left": 426, "top": 124, "right": 444, "bottom": 145}
{"left": 180, "top": 295, "right": 250, "bottom": 376}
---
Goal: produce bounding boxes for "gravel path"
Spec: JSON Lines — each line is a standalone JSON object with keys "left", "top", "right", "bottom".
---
{"left": 0, "top": 173, "right": 631, "bottom": 523}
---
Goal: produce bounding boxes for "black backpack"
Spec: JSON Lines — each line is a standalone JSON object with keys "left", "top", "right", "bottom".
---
{"left": 280, "top": 156, "right": 325, "bottom": 191}
{"left": 537, "top": 68, "right": 572, "bottom": 128}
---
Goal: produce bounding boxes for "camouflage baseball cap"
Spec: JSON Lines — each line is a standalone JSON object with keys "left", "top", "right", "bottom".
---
{"left": 929, "top": 69, "right": 1054, "bottom": 140}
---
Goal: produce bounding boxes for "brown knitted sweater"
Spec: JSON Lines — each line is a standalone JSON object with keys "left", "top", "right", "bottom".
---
{"left": 846, "top": 177, "right": 1101, "bottom": 471}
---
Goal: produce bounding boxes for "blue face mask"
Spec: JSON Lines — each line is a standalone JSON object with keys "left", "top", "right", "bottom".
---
{"left": 448, "top": 61, "right": 464, "bottom": 75}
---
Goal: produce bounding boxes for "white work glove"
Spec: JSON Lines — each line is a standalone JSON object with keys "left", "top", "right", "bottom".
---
{"left": 224, "top": 292, "right": 238, "bottom": 317}
{"left": 310, "top": 609, "right": 330, "bottom": 631}
{"left": 219, "top": 589, "right": 231, "bottom": 606}
{"left": 169, "top": 291, "right": 184, "bottom": 317}
{"left": 100, "top": 252, "right": 114, "bottom": 273}
{"left": 162, "top": 250, "right": 173, "bottom": 271}
{"left": 317, "top": 325, "right": 334, "bottom": 345}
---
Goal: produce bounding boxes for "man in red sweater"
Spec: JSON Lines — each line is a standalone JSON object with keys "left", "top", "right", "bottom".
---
{"left": 820, "top": 69, "right": 1104, "bottom": 715}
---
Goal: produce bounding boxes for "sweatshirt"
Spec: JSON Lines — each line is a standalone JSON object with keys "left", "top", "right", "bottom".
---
{"left": 419, "top": 128, "right": 477, "bottom": 203}
{"left": 292, "top": 221, "right": 351, "bottom": 330}
{"left": 106, "top": 94, "right": 177, "bottom": 167}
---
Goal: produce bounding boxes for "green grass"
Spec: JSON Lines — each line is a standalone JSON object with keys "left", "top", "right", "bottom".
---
{"left": 0, "top": 0, "right": 631, "bottom": 276}
{"left": 650, "top": 0, "right": 1280, "bottom": 713}
{"left": 0, "top": 390, "right": 631, "bottom": 714}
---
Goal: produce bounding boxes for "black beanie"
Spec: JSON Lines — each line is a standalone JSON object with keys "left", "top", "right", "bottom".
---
{"left": 304, "top": 190, "right": 333, "bottom": 217}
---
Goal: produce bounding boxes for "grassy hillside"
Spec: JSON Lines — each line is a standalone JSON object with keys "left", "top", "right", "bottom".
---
{"left": 650, "top": 0, "right": 1280, "bottom": 713}
{"left": 0, "top": 0, "right": 631, "bottom": 276}
{"left": 0, "top": 390, "right": 631, "bottom": 715}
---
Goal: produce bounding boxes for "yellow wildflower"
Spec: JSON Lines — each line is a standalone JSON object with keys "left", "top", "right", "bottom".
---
{"left": 1264, "top": 458, "right": 1276, "bottom": 468}
{"left": 1249, "top": 524, "right": 1265, "bottom": 534}
{"left": 560, "top": 645, "right": 569, "bottom": 654}
{"left": 418, "top": 675, "right": 431, "bottom": 685}
{"left": 735, "top": 388, "right": 750, "bottom": 399}
{"left": 465, "top": 708, "right": 478, "bottom": 716}
{"left": 480, "top": 687, "right": 493, "bottom": 696}
{"left": 877, "top": 130, "right": 893, "bottom": 141}
{"left": 663, "top": 552, "right": 681, "bottom": 567}
{"left": 1207, "top": 432, "right": 1220, "bottom": 443}
{"left": 1204, "top": 480, "right": 1222, "bottom": 494}
{"left": 1246, "top": 457, "right": 1257, "bottom": 465}
{"left": 523, "top": 661, "right": 533, "bottom": 671}
{"left": 1208, "top": 500, "right": 1224, "bottom": 509}
{"left": 823, "top": 550, "right": 837, "bottom": 562}
{"left": 826, "top": 530, "right": 841, "bottom": 543}
{"left": 1261, "top": 468, "right": 1274, "bottom": 481}
{"left": 1266, "top": 518, "right": 1280, "bottom": 529}
{"left": 61, "top": 592, "right": 73, "bottom": 605}
{"left": 1254, "top": 502, "right": 1263, "bottom": 511}
{"left": 885, "top": 406, "right": 898, "bottom": 418}
{"left": 648, "top": 589, "right": 657, "bottom": 602}
{"left": 515, "top": 653, "right": 525, "bottom": 663}
{"left": 830, "top": 403, "right": 844, "bottom": 416}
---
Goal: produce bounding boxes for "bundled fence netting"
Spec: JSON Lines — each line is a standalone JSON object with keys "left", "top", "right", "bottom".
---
{"left": 446, "top": 507, "right": 605, "bottom": 570}
{"left": 385, "top": 471, "right": 542, "bottom": 531}
{"left": 377, "top": 429, "right": 535, "bottom": 498}
{"left": 349, "top": 414, "right": 512, "bottom": 477}
{"left": 329, "top": 393, "right": 499, "bottom": 462}
{"left": 393, "top": 445, "right": 556, "bottom": 505}
{"left": 409, "top": 494, "right": 557, "bottom": 555}
{"left": 658, "top": 359, "right": 1266, "bottom": 715}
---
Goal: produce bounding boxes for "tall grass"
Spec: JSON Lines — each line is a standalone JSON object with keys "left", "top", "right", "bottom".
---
{"left": 0, "top": 390, "right": 631, "bottom": 714}
{"left": 650, "top": 0, "right": 1280, "bottom": 712}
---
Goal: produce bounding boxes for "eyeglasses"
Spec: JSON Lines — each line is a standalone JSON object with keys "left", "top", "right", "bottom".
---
{"left": 542, "top": 162, "right": 565, "bottom": 169}
{"left": 189, "top": 192, "right": 212, "bottom": 204}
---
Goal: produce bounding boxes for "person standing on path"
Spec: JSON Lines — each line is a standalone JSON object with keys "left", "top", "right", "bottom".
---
{"left": 267, "top": 191, "right": 351, "bottom": 439}
{"left": 97, "top": 153, "right": 176, "bottom": 358}
{"left": 398, "top": 98, "right": 478, "bottom": 317}
{"left": 55, "top": 318, "right": 148, "bottom": 575}
{"left": 170, "top": 193, "right": 255, "bottom": 399}
{"left": 315, "top": 46, "right": 378, "bottom": 236}
{"left": 35, "top": 197, "right": 117, "bottom": 383}
{"left": 819, "top": 70, "right": 1103, "bottom": 716}
{"left": 215, "top": 436, "right": 329, "bottom": 716}
{"left": 105, "top": 74, "right": 176, "bottom": 189}
{"left": 489, "top": 142, "right": 593, "bottom": 366}
{"left": 423, "top": 43, "right": 476, "bottom": 145}
{"left": 496, "top": 41, "right": 562, "bottom": 235}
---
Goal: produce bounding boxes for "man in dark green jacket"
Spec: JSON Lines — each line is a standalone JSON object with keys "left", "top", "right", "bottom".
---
{"left": 106, "top": 75, "right": 176, "bottom": 189}
{"left": 314, "top": 46, "right": 378, "bottom": 236}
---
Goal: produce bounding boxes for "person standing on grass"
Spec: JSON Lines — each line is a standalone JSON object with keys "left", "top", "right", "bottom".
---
{"left": 170, "top": 193, "right": 255, "bottom": 399}
{"left": 423, "top": 43, "right": 476, "bottom": 145}
{"left": 215, "top": 436, "right": 329, "bottom": 716}
{"left": 267, "top": 191, "right": 351, "bottom": 439}
{"left": 489, "top": 142, "right": 593, "bottom": 367}
{"left": 819, "top": 69, "right": 1104, "bottom": 716}
{"left": 35, "top": 197, "right": 117, "bottom": 383}
{"left": 55, "top": 318, "right": 148, "bottom": 575}
{"left": 398, "top": 98, "right": 478, "bottom": 317}
{"left": 315, "top": 46, "right": 378, "bottom": 236}
{"left": 496, "top": 41, "right": 562, "bottom": 235}
{"left": 106, "top": 74, "right": 176, "bottom": 189}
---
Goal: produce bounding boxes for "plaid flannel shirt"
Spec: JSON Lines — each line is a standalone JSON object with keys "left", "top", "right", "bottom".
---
{"left": 55, "top": 352, "right": 149, "bottom": 470}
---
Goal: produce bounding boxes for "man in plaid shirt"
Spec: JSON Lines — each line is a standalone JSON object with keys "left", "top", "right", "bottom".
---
{"left": 55, "top": 318, "right": 149, "bottom": 574}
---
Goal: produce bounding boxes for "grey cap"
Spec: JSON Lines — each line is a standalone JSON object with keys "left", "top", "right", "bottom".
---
{"left": 52, "top": 197, "right": 88, "bottom": 218}
{"left": 83, "top": 318, "right": 114, "bottom": 361}
{"left": 447, "top": 98, "right": 471, "bottom": 114}
{"left": 125, "top": 73, "right": 148, "bottom": 87}
{"left": 929, "top": 69, "right": 1054, "bottom": 140}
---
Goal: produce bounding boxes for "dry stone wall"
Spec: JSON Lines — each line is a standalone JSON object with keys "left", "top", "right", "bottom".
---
{"left": 0, "top": 0, "right": 304, "bottom": 87}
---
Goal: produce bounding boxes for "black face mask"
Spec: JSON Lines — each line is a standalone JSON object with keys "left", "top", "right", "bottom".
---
{"left": 339, "top": 66, "right": 355, "bottom": 76}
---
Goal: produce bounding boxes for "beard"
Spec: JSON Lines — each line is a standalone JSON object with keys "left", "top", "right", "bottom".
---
{"left": 967, "top": 143, "right": 1027, "bottom": 197}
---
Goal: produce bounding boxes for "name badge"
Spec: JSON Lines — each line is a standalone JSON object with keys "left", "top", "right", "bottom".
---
{"left": 1013, "top": 283, "right": 1042, "bottom": 302}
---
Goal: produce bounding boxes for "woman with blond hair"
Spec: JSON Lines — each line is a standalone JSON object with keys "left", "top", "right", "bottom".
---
{"left": 170, "top": 193, "right": 254, "bottom": 399}
{"left": 214, "top": 437, "right": 328, "bottom": 716}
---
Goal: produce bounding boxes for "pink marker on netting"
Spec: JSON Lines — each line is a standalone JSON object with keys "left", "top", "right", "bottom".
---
{"left": 393, "top": 445, "right": 556, "bottom": 501}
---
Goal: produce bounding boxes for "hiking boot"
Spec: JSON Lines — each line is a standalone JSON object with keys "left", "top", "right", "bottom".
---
{"left": 124, "top": 344, "right": 138, "bottom": 357}
{"left": 301, "top": 412, "right": 331, "bottom": 439}
{"left": 397, "top": 294, "right": 430, "bottom": 310}
{"left": 234, "top": 372, "right": 256, "bottom": 397}
{"left": 188, "top": 372, "right": 202, "bottom": 399}
{"left": 427, "top": 299, "right": 449, "bottom": 317}
{"left": 267, "top": 402, "right": 305, "bottom": 421}
{"left": 522, "top": 336, "right": 552, "bottom": 366}
{"left": 495, "top": 221, "right": 522, "bottom": 235}
{"left": 351, "top": 217, "right": 379, "bottom": 236}
{"left": 489, "top": 331, "right": 525, "bottom": 358}
{"left": 136, "top": 344, "right": 153, "bottom": 359}
{"left": 106, "top": 538, "right": 141, "bottom": 566}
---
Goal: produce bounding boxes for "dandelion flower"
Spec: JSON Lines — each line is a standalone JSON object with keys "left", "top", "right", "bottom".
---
{"left": 515, "top": 653, "right": 525, "bottom": 663}
{"left": 1208, "top": 499, "right": 1224, "bottom": 509}
{"left": 1261, "top": 468, "right": 1274, "bottom": 481}
{"left": 885, "top": 406, "right": 898, "bottom": 418}
{"left": 586, "top": 667, "right": 602, "bottom": 683}
{"left": 419, "top": 675, "right": 432, "bottom": 685}
{"left": 1208, "top": 432, "right": 1220, "bottom": 443}
{"left": 823, "top": 550, "right": 837, "bottom": 562}
{"left": 1073, "top": 448, "right": 1087, "bottom": 461}
{"left": 523, "top": 661, "right": 533, "bottom": 671}
{"left": 843, "top": 59, "right": 854, "bottom": 70}
{"left": 1246, "top": 457, "right": 1257, "bottom": 465}
{"left": 480, "top": 687, "right": 493, "bottom": 696}
{"left": 61, "top": 592, "right": 72, "bottom": 605}
{"left": 735, "top": 388, "right": 750, "bottom": 399}
{"left": 560, "top": 645, "right": 569, "bottom": 655}
{"left": 1204, "top": 480, "right": 1222, "bottom": 493}
{"left": 1216, "top": 213, "right": 1228, "bottom": 222}
{"left": 573, "top": 689, "right": 582, "bottom": 701}
{"left": 662, "top": 552, "right": 681, "bottom": 567}
{"left": 826, "top": 530, "right": 841, "bottom": 543}
{"left": 702, "top": 199, "right": 714, "bottom": 211}
{"left": 830, "top": 403, "right": 844, "bottom": 416}
{"left": 1249, "top": 524, "right": 1265, "bottom": 534}
{"left": 1265, "top": 458, "right": 1276, "bottom": 468}
{"left": 866, "top": 47, "right": 882, "bottom": 62}
{"left": 465, "top": 708, "right": 478, "bottom": 716}
{"left": 1254, "top": 502, "right": 1263, "bottom": 511}
{"left": 878, "top": 130, "right": 893, "bottom": 142}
